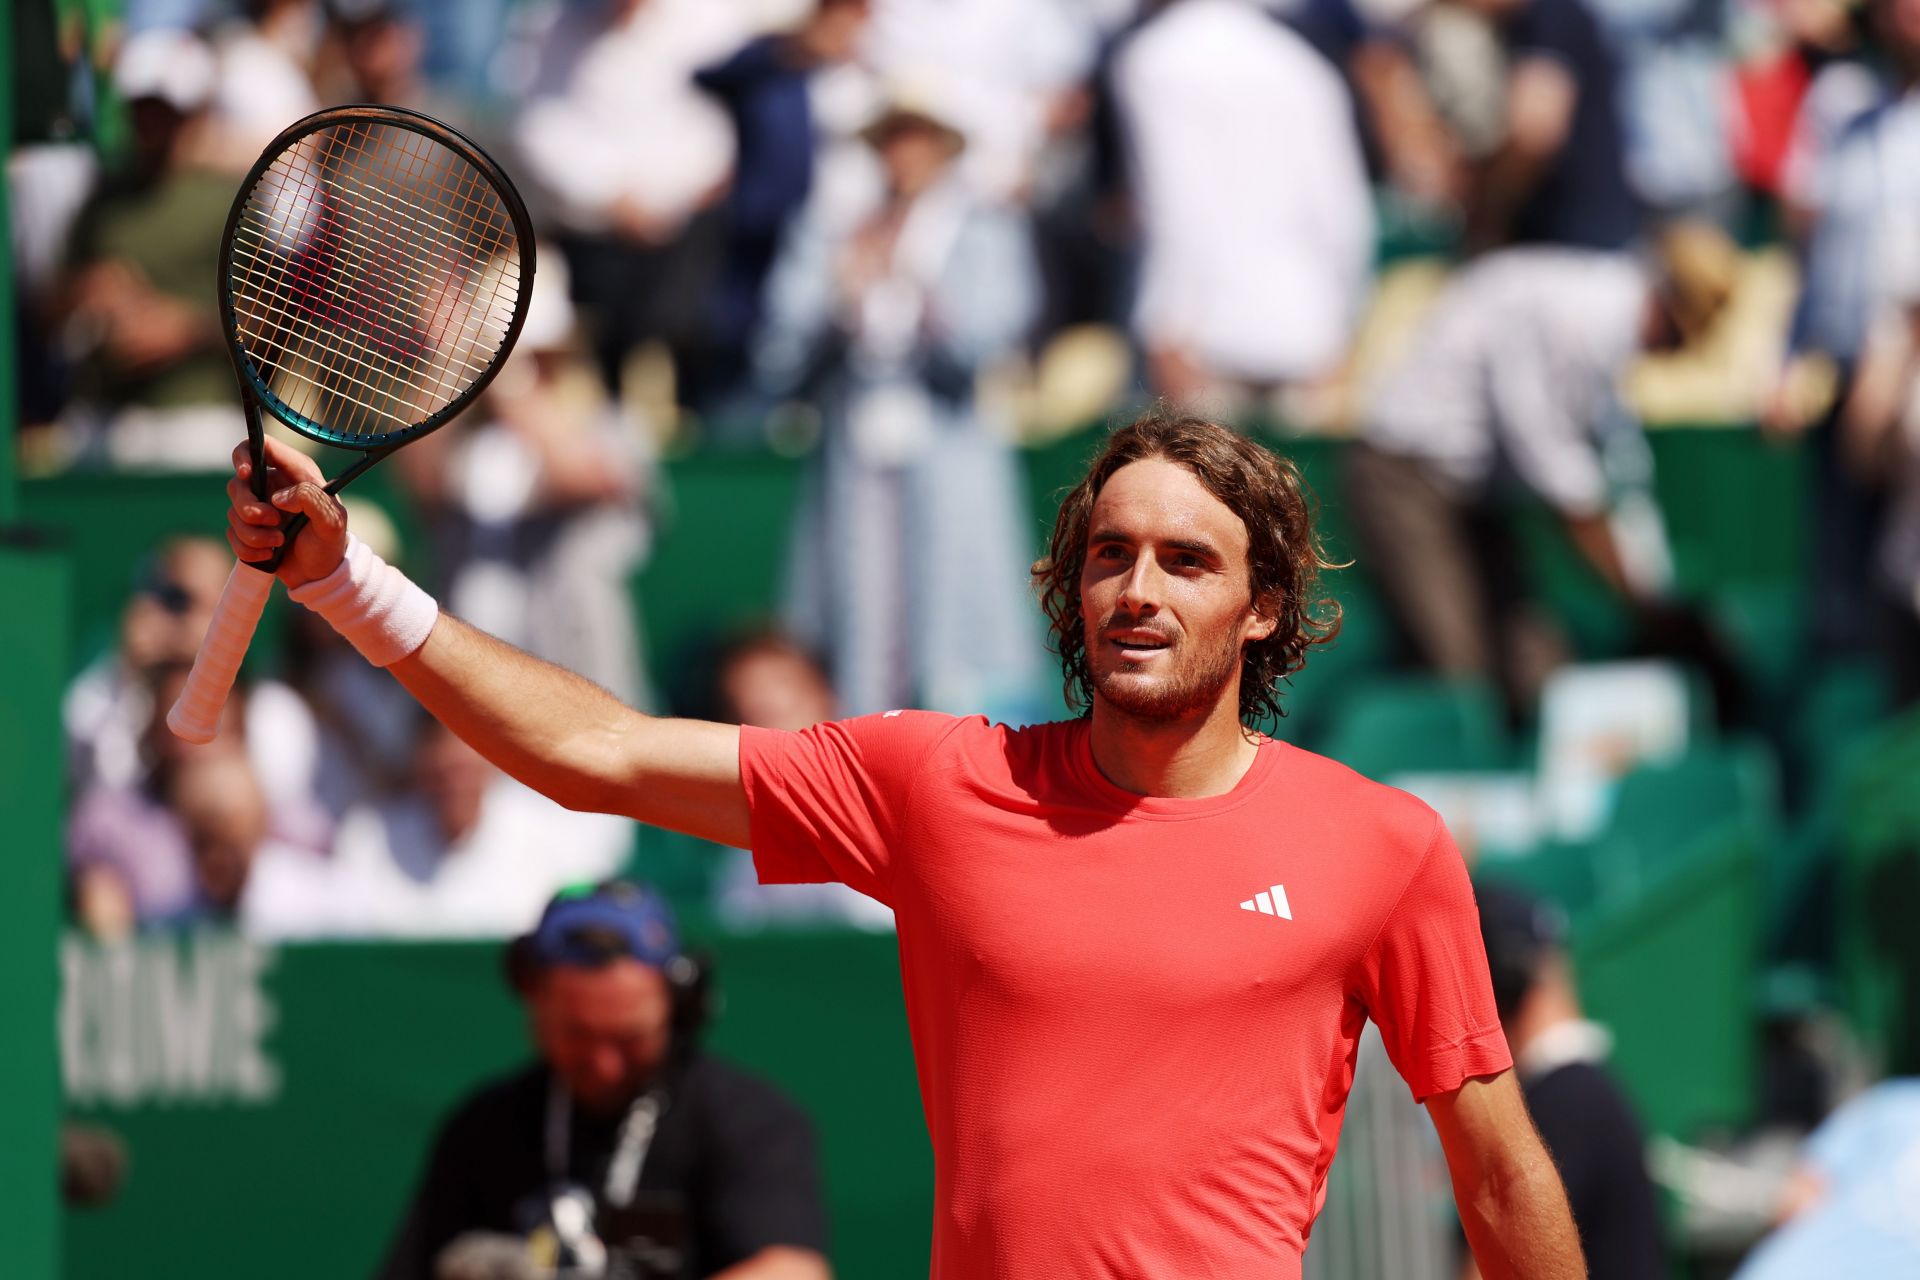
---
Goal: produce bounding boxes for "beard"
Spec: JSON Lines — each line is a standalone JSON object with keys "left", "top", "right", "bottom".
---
{"left": 1086, "top": 613, "right": 1245, "bottom": 723}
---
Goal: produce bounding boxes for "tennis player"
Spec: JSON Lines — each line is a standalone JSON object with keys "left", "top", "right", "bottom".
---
{"left": 224, "top": 413, "right": 1585, "bottom": 1279}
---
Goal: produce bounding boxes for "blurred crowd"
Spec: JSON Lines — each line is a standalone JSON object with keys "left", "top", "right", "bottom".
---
{"left": 16, "top": 0, "right": 1920, "bottom": 931}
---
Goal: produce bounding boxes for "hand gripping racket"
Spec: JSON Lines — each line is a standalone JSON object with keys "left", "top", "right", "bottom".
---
{"left": 168, "top": 105, "right": 535, "bottom": 743}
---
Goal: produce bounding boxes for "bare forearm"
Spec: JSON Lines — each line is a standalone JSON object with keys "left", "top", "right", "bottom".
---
{"left": 389, "top": 614, "right": 748, "bottom": 845}
{"left": 1430, "top": 1075, "right": 1584, "bottom": 1280}
{"left": 1561, "top": 511, "right": 1635, "bottom": 601}
{"left": 390, "top": 613, "right": 638, "bottom": 808}
{"left": 1452, "top": 1144, "right": 1585, "bottom": 1280}
{"left": 1467, "top": 146, "right": 1546, "bottom": 251}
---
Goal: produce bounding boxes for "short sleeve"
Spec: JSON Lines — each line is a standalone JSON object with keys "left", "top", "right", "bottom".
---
{"left": 1352, "top": 816, "right": 1512, "bottom": 1101}
{"left": 738, "top": 711, "right": 963, "bottom": 906}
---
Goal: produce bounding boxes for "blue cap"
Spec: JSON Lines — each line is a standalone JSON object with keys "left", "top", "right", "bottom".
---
{"left": 524, "top": 881, "right": 681, "bottom": 972}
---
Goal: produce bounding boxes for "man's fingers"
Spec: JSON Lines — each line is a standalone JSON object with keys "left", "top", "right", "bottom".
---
{"left": 229, "top": 437, "right": 324, "bottom": 486}
{"left": 227, "top": 507, "right": 284, "bottom": 549}
{"left": 225, "top": 471, "right": 280, "bottom": 525}
{"left": 261, "top": 435, "right": 325, "bottom": 484}
{"left": 271, "top": 481, "right": 346, "bottom": 534}
{"left": 226, "top": 528, "right": 274, "bottom": 563}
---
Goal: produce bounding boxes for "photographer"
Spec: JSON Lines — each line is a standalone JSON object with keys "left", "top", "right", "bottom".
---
{"left": 376, "top": 882, "right": 830, "bottom": 1280}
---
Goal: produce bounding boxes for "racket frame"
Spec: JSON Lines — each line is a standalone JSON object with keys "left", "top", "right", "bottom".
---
{"left": 169, "top": 105, "right": 535, "bottom": 744}
{"left": 219, "top": 104, "right": 538, "bottom": 566}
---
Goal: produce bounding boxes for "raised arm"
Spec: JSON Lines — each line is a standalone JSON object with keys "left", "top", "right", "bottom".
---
{"left": 223, "top": 436, "right": 750, "bottom": 848}
{"left": 1427, "top": 1071, "right": 1586, "bottom": 1280}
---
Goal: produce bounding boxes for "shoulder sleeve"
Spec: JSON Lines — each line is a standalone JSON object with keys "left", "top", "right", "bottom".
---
{"left": 1352, "top": 814, "right": 1512, "bottom": 1101}
{"left": 738, "top": 711, "right": 965, "bottom": 906}
{"left": 696, "top": 1069, "right": 830, "bottom": 1264}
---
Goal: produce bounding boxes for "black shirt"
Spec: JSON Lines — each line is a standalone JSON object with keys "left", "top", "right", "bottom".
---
{"left": 1502, "top": 0, "right": 1641, "bottom": 251}
{"left": 376, "top": 1053, "right": 827, "bottom": 1279}
{"left": 1524, "top": 1061, "right": 1669, "bottom": 1279}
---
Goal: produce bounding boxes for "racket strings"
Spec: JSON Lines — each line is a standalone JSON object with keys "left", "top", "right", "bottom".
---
{"left": 236, "top": 123, "right": 517, "bottom": 432}
{"left": 227, "top": 117, "right": 524, "bottom": 443}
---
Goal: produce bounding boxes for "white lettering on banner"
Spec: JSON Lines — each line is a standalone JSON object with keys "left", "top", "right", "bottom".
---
{"left": 61, "top": 933, "right": 282, "bottom": 1107}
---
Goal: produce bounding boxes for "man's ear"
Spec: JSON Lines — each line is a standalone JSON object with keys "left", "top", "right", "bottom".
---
{"left": 1244, "top": 595, "right": 1280, "bottom": 644}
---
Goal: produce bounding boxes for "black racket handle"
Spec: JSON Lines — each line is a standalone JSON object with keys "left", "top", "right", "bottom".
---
{"left": 259, "top": 511, "right": 311, "bottom": 576}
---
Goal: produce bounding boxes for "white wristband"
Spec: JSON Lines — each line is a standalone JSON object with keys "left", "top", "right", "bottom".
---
{"left": 287, "top": 533, "right": 439, "bottom": 667}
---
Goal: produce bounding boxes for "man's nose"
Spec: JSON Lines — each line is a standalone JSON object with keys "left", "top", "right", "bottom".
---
{"left": 1116, "top": 555, "right": 1163, "bottom": 615}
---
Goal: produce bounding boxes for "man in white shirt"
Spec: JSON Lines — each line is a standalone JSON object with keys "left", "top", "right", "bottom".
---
{"left": 510, "top": 0, "right": 745, "bottom": 395}
{"left": 1111, "top": 0, "right": 1374, "bottom": 416}
{"left": 315, "top": 721, "right": 633, "bottom": 939}
{"left": 1347, "top": 224, "right": 1737, "bottom": 713}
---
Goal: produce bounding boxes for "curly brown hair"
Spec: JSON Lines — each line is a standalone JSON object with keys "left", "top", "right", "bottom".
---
{"left": 1031, "top": 413, "right": 1343, "bottom": 726}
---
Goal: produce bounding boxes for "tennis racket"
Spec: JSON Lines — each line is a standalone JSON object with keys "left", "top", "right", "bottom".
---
{"left": 167, "top": 104, "right": 535, "bottom": 744}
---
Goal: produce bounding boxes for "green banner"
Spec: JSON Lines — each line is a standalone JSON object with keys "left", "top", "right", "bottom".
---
{"left": 62, "top": 929, "right": 931, "bottom": 1280}
{"left": 0, "top": 549, "right": 68, "bottom": 1280}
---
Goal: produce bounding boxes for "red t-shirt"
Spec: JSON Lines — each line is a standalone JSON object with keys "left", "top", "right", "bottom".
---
{"left": 740, "top": 713, "right": 1510, "bottom": 1279}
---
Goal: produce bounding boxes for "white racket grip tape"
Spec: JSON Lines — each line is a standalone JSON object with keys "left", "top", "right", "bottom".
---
{"left": 167, "top": 561, "right": 275, "bottom": 744}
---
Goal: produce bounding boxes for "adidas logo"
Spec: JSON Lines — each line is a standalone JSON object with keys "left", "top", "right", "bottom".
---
{"left": 1239, "top": 885, "right": 1292, "bottom": 921}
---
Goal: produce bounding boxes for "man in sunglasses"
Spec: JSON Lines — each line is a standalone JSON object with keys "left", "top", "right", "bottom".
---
{"left": 377, "top": 881, "right": 830, "bottom": 1280}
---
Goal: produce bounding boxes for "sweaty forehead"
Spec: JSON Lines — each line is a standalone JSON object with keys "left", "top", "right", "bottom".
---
{"left": 1088, "top": 457, "right": 1250, "bottom": 554}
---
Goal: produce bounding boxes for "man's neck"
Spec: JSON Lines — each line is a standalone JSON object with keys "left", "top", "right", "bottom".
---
{"left": 1087, "top": 692, "right": 1261, "bottom": 799}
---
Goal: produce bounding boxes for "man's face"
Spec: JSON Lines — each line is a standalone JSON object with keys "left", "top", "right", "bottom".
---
{"left": 531, "top": 960, "right": 673, "bottom": 1115}
{"left": 1078, "top": 457, "right": 1274, "bottom": 723}
{"left": 415, "top": 726, "right": 494, "bottom": 844}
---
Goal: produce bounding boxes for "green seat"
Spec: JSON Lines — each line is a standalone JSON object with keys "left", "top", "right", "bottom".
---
{"left": 1319, "top": 675, "right": 1511, "bottom": 779}
{"left": 1588, "top": 739, "right": 1778, "bottom": 905}
{"left": 1476, "top": 840, "right": 1601, "bottom": 921}
{"left": 1575, "top": 823, "right": 1764, "bottom": 1141}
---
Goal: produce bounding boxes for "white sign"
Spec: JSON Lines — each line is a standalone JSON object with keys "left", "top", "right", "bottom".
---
{"left": 61, "top": 933, "right": 281, "bottom": 1107}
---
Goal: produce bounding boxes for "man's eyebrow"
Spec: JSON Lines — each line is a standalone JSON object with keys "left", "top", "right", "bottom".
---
{"left": 1087, "top": 528, "right": 1222, "bottom": 559}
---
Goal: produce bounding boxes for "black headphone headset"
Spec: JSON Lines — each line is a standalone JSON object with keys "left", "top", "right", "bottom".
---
{"left": 503, "top": 879, "right": 715, "bottom": 1044}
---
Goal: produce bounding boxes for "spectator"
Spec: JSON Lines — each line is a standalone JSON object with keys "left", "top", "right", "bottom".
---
{"left": 58, "top": 31, "right": 241, "bottom": 468}
{"left": 690, "top": 0, "right": 873, "bottom": 420}
{"left": 1829, "top": 64, "right": 1920, "bottom": 703}
{"left": 323, "top": 719, "right": 631, "bottom": 938}
{"left": 1450, "top": 0, "right": 1642, "bottom": 253}
{"left": 376, "top": 881, "right": 831, "bottom": 1280}
{"left": 170, "top": 749, "right": 336, "bottom": 936}
{"left": 64, "top": 536, "right": 332, "bottom": 848}
{"left": 864, "top": 0, "right": 1097, "bottom": 203}
{"left": 1731, "top": 1078, "right": 1920, "bottom": 1279}
{"left": 66, "top": 536, "right": 232, "bottom": 794}
{"left": 1471, "top": 883, "right": 1669, "bottom": 1279}
{"left": 319, "top": 0, "right": 461, "bottom": 121}
{"left": 1109, "top": 0, "right": 1375, "bottom": 416}
{"left": 206, "top": 0, "right": 325, "bottom": 169}
{"left": 396, "top": 254, "right": 655, "bottom": 708}
{"left": 511, "top": 0, "right": 745, "bottom": 398}
{"left": 757, "top": 89, "right": 1048, "bottom": 719}
{"left": 706, "top": 632, "right": 894, "bottom": 931}
{"left": 1765, "top": 0, "right": 1920, "bottom": 657}
{"left": 1348, "top": 221, "right": 1738, "bottom": 713}
{"left": 68, "top": 663, "right": 262, "bottom": 935}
